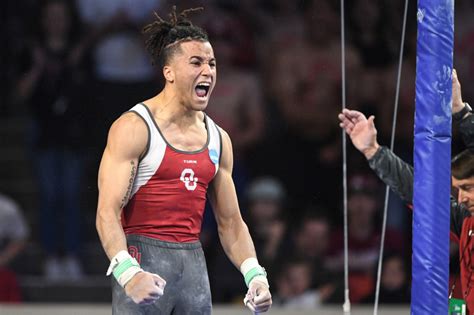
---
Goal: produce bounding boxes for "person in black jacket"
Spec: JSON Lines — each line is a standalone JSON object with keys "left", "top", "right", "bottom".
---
{"left": 338, "top": 69, "right": 474, "bottom": 313}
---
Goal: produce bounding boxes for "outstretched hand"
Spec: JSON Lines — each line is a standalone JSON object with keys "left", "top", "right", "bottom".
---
{"left": 338, "top": 108, "right": 380, "bottom": 159}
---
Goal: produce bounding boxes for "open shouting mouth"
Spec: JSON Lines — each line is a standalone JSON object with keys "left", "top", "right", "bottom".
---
{"left": 195, "top": 82, "right": 211, "bottom": 98}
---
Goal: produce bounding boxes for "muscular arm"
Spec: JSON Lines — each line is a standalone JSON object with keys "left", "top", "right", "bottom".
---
{"left": 96, "top": 113, "right": 147, "bottom": 260}
{"left": 96, "top": 113, "right": 166, "bottom": 304}
{"left": 208, "top": 129, "right": 272, "bottom": 312}
{"left": 208, "top": 130, "right": 257, "bottom": 268}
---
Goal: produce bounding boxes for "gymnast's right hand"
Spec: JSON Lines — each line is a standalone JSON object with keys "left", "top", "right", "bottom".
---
{"left": 125, "top": 271, "right": 166, "bottom": 305}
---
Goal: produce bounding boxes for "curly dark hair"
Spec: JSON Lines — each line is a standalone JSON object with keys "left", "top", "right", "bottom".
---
{"left": 142, "top": 6, "right": 208, "bottom": 67}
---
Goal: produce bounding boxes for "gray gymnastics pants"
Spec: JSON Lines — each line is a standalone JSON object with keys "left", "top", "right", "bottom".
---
{"left": 112, "top": 235, "right": 212, "bottom": 315}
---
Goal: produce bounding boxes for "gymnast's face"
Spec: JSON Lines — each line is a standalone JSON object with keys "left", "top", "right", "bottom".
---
{"left": 452, "top": 176, "right": 474, "bottom": 215}
{"left": 165, "top": 40, "right": 217, "bottom": 111}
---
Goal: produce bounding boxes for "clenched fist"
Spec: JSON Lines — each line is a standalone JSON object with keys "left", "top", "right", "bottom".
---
{"left": 125, "top": 271, "right": 166, "bottom": 305}
{"left": 244, "top": 278, "right": 272, "bottom": 313}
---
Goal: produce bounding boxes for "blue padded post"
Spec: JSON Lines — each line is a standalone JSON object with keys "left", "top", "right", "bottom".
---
{"left": 412, "top": 0, "right": 454, "bottom": 314}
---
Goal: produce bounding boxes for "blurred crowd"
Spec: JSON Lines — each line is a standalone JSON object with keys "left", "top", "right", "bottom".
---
{"left": 1, "top": 0, "right": 473, "bottom": 307}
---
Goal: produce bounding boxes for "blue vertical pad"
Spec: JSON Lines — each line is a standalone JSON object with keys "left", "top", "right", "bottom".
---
{"left": 412, "top": 0, "right": 454, "bottom": 314}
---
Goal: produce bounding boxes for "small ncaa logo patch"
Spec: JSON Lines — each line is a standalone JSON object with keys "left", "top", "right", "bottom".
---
{"left": 209, "top": 149, "right": 219, "bottom": 164}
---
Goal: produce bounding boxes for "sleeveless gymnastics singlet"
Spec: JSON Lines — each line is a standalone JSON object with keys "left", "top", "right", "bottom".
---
{"left": 121, "top": 104, "right": 222, "bottom": 242}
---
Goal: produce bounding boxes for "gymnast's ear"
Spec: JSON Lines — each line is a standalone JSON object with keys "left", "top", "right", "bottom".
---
{"left": 163, "top": 66, "right": 175, "bottom": 83}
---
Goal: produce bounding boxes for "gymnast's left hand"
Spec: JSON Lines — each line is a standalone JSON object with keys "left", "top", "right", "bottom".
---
{"left": 244, "top": 278, "right": 272, "bottom": 313}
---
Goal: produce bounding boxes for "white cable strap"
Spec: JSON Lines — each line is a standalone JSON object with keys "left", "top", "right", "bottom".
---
{"left": 340, "top": 0, "right": 350, "bottom": 313}
{"left": 373, "top": 1, "right": 409, "bottom": 315}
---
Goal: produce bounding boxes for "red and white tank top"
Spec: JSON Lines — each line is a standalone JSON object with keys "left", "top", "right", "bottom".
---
{"left": 121, "top": 103, "right": 222, "bottom": 242}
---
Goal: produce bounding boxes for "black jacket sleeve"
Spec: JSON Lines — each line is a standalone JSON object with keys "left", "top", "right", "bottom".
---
{"left": 457, "top": 113, "right": 474, "bottom": 151}
{"left": 367, "top": 146, "right": 414, "bottom": 204}
{"left": 366, "top": 146, "right": 469, "bottom": 238}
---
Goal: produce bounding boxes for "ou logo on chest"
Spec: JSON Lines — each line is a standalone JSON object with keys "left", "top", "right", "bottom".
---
{"left": 180, "top": 168, "right": 198, "bottom": 191}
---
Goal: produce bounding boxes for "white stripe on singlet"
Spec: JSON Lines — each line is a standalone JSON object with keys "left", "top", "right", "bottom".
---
{"left": 128, "top": 104, "right": 167, "bottom": 197}
{"left": 127, "top": 103, "right": 221, "bottom": 199}
{"left": 205, "top": 115, "right": 222, "bottom": 175}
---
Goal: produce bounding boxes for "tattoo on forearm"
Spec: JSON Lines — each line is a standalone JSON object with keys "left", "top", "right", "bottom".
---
{"left": 120, "top": 161, "right": 136, "bottom": 209}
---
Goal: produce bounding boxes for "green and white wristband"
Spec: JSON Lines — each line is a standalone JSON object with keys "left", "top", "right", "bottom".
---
{"left": 240, "top": 257, "right": 269, "bottom": 288}
{"left": 106, "top": 250, "right": 143, "bottom": 288}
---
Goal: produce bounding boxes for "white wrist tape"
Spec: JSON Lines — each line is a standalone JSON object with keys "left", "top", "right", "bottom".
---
{"left": 106, "top": 250, "right": 143, "bottom": 287}
{"left": 240, "top": 257, "right": 259, "bottom": 276}
{"left": 249, "top": 275, "right": 269, "bottom": 288}
{"left": 240, "top": 257, "right": 268, "bottom": 288}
